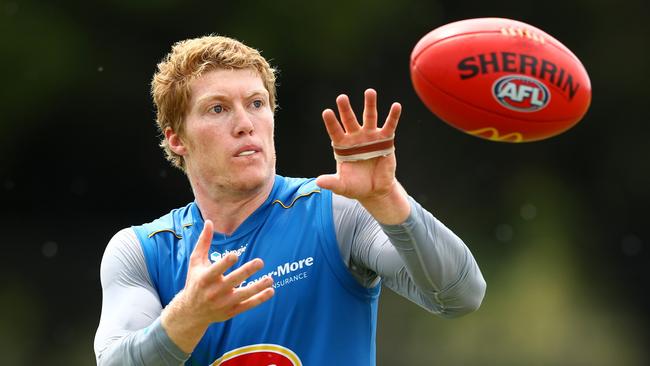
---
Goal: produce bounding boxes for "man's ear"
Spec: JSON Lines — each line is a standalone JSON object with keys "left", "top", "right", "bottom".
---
{"left": 165, "top": 127, "right": 188, "bottom": 155}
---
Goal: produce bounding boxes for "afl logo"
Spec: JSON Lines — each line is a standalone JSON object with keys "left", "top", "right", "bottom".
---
{"left": 211, "top": 344, "right": 302, "bottom": 366}
{"left": 492, "top": 75, "right": 550, "bottom": 112}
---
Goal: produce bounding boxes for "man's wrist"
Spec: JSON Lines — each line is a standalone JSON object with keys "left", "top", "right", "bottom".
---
{"left": 150, "top": 317, "right": 192, "bottom": 361}
{"left": 359, "top": 181, "right": 411, "bottom": 225}
{"left": 160, "top": 290, "right": 209, "bottom": 354}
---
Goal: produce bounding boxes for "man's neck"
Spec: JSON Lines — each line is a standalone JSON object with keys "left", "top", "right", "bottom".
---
{"left": 193, "top": 176, "right": 275, "bottom": 236}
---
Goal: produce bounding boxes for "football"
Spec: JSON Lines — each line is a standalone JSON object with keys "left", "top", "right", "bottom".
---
{"left": 410, "top": 18, "right": 591, "bottom": 142}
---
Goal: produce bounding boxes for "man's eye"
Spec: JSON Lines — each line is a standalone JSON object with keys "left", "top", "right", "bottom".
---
{"left": 212, "top": 105, "right": 223, "bottom": 113}
{"left": 252, "top": 100, "right": 263, "bottom": 108}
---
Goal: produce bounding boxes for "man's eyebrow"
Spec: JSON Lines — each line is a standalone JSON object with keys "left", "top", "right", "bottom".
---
{"left": 245, "top": 89, "right": 269, "bottom": 98}
{"left": 195, "top": 93, "right": 227, "bottom": 106}
{"left": 194, "top": 89, "right": 269, "bottom": 105}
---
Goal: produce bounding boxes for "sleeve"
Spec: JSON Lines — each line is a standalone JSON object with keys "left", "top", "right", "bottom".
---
{"left": 94, "top": 228, "right": 190, "bottom": 365}
{"left": 332, "top": 194, "right": 486, "bottom": 318}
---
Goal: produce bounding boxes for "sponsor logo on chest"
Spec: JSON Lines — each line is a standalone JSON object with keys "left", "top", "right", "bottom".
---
{"left": 242, "top": 256, "right": 315, "bottom": 290}
{"left": 210, "top": 244, "right": 248, "bottom": 262}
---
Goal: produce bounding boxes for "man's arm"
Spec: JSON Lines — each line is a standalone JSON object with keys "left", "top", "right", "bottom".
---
{"left": 333, "top": 194, "right": 486, "bottom": 317}
{"left": 316, "top": 88, "right": 485, "bottom": 317}
{"left": 94, "top": 228, "right": 189, "bottom": 365}
{"left": 95, "top": 222, "right": 275, "bottom": 365}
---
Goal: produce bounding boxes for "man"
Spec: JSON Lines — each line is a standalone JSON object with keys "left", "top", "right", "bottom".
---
{"left": 94, "top": 35, "right": 486, "bottom": 365}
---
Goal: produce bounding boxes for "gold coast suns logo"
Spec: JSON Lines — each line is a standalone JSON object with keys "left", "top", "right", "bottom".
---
{"left": 211, "top": 344, "right": 302, "bottom": 366}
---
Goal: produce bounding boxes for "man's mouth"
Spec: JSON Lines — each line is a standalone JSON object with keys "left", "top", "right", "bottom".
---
{"left": 237, "top": 150, "right": 256, "bottom": 157}
{"left": 235, "top": 144, "right": 261, "bottom": 157}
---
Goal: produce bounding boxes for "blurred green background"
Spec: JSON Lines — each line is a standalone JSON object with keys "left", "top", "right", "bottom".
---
{"left": 1, "top": 0, "right": 648, "bottom": 365}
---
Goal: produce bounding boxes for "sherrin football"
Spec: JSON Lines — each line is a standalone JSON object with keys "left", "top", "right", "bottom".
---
{"left": 410, "top": 18, "right": 591, "bottom": 142}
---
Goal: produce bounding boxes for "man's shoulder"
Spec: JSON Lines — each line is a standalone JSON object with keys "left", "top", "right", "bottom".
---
{"left": 131, "top": 202, "right": 196, "bottom": 242}
{"left": 274, "top": 175, "right": 327, "bottom": 207}
{"left": 279, "top": 175, "right": 317, "bottom": 191}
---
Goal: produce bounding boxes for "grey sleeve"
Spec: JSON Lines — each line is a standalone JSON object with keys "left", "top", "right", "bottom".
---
{"left": 94, "top": 228, "right": 190, "bottom": 365}
{"left": 333, "top": 194, "right": 486, "bottom": 318}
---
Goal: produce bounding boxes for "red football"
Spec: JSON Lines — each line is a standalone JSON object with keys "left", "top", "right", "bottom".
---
{"left": 410, "top": 18, "right": 591, "bottom": 142}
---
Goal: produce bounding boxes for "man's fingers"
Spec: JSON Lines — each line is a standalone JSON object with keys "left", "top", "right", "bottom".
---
{"left": 335, "top": 94, "right": 361, "bottom": 133}
{"left": 363, "top": 88, "right": 378, "bottom": 130}
{"left": 223, "top": 258, "right": 265, "bottom": 287}
{"left": 322, "top": 109, "right": 345, "bottom": 143}
{"left": 315, "top": 173, "right": 342, "bottom": 193}
{"left": 234, "top": 276, "right": 274, "bottom": 303}
{"left": 231, "top": 287, "right": 275, "bottom": 316}
{"left": 383, "top": 102, "right": 402, "bottom": 133}
{"left": 206, "top": 252, "right": 239, "bottom": 277}
{"left": 190, "top": 220, "right": 214, "bottom": 266}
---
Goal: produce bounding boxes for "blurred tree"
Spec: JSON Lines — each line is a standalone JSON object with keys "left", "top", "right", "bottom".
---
{"left": 0, "top": 0, "right": 647, "bottom": 364}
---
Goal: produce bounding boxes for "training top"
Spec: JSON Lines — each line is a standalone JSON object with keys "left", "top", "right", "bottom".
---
{"left": 95, "top": 175, "right": 486, "bottom": 365}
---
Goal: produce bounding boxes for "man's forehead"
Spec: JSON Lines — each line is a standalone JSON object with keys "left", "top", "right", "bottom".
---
{"left": 194, "top": 67, "right": 264, "bottom": 87}
{"left": 190, "top": 68, "right": 267, "bottom": 102}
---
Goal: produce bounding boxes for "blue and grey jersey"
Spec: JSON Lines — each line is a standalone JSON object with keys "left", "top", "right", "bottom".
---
{"left": 94, "top": 175, "right": 486, "bottom": 365}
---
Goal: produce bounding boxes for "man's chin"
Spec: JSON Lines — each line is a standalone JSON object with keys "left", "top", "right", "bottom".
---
{"left": 230, "top": 169, "right": 274, "bottom": 193}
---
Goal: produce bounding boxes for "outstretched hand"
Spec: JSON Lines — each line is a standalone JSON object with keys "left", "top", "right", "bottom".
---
{"left": 316, "top": 88, "right": 402, "bottom": 202}
{"left": 316, "top": 88, "right": 410, "bottom": 224}
{"left": 161, "top": 220, "right": 274, "bottom": 353}
{"left": 183, "top": 220, "right": 274, "bottom": 324}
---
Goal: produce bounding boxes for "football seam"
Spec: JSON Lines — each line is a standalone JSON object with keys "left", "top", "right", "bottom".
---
{"left": 412, "top": 29, "right": 589, "bottom": 82}
{"left": 411, "top": 31, "right": 501, "bottom": 65}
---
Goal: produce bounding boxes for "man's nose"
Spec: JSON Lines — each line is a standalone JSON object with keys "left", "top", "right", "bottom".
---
{"left": 232, "top": 106, "right": 254, "bottom": 136}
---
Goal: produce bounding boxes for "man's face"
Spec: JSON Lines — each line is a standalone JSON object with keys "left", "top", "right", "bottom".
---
{"left": 179, "top": 68, "right": 276, "bottom": 195}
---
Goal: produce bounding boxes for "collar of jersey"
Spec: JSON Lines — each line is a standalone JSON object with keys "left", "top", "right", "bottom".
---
{"left": 186, "top": 175, "right": 286, "bottom": 244}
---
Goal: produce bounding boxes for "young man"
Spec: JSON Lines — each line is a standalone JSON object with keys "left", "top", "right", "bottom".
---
{"left": 94, "top": 35, "right": 486, "bottom": 365}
